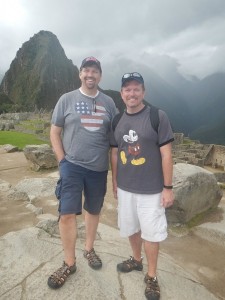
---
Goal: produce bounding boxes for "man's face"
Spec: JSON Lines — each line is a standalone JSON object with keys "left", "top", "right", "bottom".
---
{"left": 121, "top": 80, "right": 145, "bottom": 110}
{"left": 79, "top": 65, "right": 102, "bottom": 90}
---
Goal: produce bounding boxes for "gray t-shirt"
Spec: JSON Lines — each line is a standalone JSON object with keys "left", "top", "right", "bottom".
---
{"left": 112, "top": 105, "right": 174, "bottom": 194}
{"left": 51, "top": 89, "right": 118, "bottom": 171}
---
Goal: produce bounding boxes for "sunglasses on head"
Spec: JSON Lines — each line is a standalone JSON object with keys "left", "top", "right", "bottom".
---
{"left": 122, "top": 72, "right": 143, "bottom": 79}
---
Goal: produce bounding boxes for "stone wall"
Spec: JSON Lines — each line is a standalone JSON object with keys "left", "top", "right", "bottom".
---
{"left": 1, "top": 113, "right": 225, "bottom": 171}
{"left": 173, "top": 133, "right": 184, "bottom": 145}
{"left": 205, "top": 145, "right": 225, "bottom": 170}
{"left": 0, "top": 112, "right": 31, "bottom": 121}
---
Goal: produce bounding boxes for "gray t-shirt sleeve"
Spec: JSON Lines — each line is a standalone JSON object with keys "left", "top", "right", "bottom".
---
{"left": 51, "top": 94, "right": 67, "bottom": 127}
{"left": 158, "top": 110, "right": 174, "bottom": 147}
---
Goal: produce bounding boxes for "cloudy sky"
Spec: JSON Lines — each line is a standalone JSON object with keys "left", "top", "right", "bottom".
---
{"left": 0, "top": 0, "right": 225, "bottom": 89}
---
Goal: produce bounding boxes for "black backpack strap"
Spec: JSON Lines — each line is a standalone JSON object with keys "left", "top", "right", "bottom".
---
{"left": 112, "top": 111, "right": 124, "bottom": 132}
{"left": 112, "top": 105, "right": 159, "bottom": 133}
{"left": 149, "top": 104, "right": 159, "bottom": 133}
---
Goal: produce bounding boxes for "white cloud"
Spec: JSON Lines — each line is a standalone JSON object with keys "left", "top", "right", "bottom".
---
{"left": 0, "top": 0, "right": 225, "bottom": 82}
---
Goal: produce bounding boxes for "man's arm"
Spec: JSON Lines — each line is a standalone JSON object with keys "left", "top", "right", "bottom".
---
{"left": 110, "top": 147, "right": 118, "bottom": 199}
{"left": 160, "top": 143, "right": 174, "bottom": 208}
{"left": 50, "top": 124, "right": 65, "bottom": 163}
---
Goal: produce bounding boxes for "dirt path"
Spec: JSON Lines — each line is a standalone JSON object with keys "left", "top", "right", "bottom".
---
{"left": 0, "top": 150, "right": 224, "bottom": 299}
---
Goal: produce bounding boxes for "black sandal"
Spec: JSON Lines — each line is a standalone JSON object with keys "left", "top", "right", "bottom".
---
{"left": 144, "top": 274, "right": 160, "bottom": 300}
{"left": 47, "top": 261, "right": 77, "bottom": 289}
{"left": 117, "top": 256, "right": 143, "bottom": 272}
{"left": 83, "top": 248, "right": 102, "bottom": 270}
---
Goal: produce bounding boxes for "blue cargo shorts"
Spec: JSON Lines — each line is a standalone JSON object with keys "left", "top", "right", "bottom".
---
{"left": 55, "top": 159, "right": 108, "bottom": 215}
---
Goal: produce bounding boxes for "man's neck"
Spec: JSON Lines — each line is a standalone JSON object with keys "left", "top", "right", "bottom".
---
{"left": 79, "top": 87, "right": 99, "bottom": 97}
{"left": 126, "top": 103, "right": 145, "bottom": 114}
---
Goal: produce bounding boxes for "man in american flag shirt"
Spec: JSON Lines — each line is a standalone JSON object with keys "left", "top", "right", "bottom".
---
{"left": 48, "top": 57, "right": 118, "bottom": 289}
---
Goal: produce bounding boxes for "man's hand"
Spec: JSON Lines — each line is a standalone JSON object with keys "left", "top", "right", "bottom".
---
{"left": 112, "top": 181, "right": 118, "bottom": 199}
{"left": 160, "top": 189, "right": 174, "bottom": 208}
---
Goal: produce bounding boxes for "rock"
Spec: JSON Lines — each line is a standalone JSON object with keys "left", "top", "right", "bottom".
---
{"left": 2, "top": 144, "right": 18, "bottom": 153}
{"left": 214, "top": 172, "right": 225, "bottom": 183}
{"left": 23, "top": 144, "right": 58, "bottom": 171}
{"left": 0, "top": 179, "right": 12, "bottom": 193}
{"left": 6, "top": 189, "right": 30, "bottom": 202}
{"left": 15, "top": 177, "right": 57, "bottom": 201}
{"left": 167, "top": 163, "right": 223, "bottom": 224}
{"left": 36, "top": 214, "right": 59, "bottom": 236}
{"left": 0, "top": 225, "right": 218, "bottom": 300}
{"left": 26, "top": 203, "right": 43, "bottom": 215}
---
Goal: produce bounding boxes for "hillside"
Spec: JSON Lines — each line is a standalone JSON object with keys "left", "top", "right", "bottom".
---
{"left": 0, "top": 31, "right": 225, "bottom": 145}
{"left": 0, "top": 31, "right": 80, "bottom": 110}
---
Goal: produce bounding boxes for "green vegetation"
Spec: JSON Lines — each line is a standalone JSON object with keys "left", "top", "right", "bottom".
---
{"left": 0, "top": 93, "right": 14, "bottom": 113}
{"left": 19, "top": 119, "right": 47, "bottom": 130}
{"left": 218, "top": 182, "right": 225, "bottom": 190}
{"left": 186, "top": 206, "right": 221, "bottom": 228}
{"left": 183, "top": 138, "right": 194, "bottom": 145}
{"left": 0, "top": 131, "right": 49, "bottom": 150}
{"left": 14, "top": 117, "right": 51, "bottom": 141}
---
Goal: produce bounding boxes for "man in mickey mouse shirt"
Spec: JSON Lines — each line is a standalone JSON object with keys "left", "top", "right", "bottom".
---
{"left": 111, "top": 72, "right": 174, "bottom": 300}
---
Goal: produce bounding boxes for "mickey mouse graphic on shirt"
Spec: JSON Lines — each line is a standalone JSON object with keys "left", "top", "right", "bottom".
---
{"left": 120, "top": 129, "right": 146, "bottom": 165}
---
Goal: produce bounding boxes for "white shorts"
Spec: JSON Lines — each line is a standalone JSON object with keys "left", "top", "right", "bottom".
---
{"left": 117, "top": 188, "right": 167, "bottom": 242}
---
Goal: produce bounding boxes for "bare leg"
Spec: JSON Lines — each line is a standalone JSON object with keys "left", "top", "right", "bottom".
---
{"left": 84, "top": 211, "right": 100, "bottom": 251}
{"left": 59, "top": 214, "right": 77, "bottom": 266}
{"left": 144, "top": 241, "right": 159, "bottom": 277}
{"left": 128, "top": 231, "right": 143, "bottom": 261}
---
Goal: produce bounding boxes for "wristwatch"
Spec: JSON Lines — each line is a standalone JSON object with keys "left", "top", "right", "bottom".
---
{"left": 163, "top": 185, "right": 173, "bottom": 189}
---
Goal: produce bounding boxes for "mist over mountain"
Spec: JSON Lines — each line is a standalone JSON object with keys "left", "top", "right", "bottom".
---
{"left": 186, "top": 73, "right": 225, "bottom": 144}
{"left": 0, "top": 31, "right": 224, "bottom": 145}
{"left": 101, "top": 58, "right": 193, "bottom": 134}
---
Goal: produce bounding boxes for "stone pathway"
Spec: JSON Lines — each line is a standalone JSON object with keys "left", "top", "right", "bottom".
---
{"left": 0, "top": 223, "right": 219, "bottom": 300}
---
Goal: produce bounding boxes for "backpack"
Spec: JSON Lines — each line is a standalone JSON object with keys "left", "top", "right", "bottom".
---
{"left": 112, "top": 104, "right": 159, "bottom": 133}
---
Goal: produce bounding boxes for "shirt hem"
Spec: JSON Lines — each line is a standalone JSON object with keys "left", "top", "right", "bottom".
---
{"left": 118, "top": 185, "right": 163, "bottom": 195}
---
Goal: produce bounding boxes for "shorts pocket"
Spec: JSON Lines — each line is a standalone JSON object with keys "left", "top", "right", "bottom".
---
{"left": 153, "top": 208, "right": 167, "bottom": 234}
{"left": 59, "top": 158, "right": 67, "bottom": 164}
{"left": 140, "top": 207, "right": 167, "bottom": 239}
{"left": 55, "top": 178, "right": 62, "bottom": 200}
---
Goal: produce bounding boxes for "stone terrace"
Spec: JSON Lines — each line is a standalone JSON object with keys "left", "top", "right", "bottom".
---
{"left": 173, "top": 133, "right": 215, "bottom": 168}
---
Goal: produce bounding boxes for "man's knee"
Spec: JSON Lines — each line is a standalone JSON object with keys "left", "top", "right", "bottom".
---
{"left": 59, "top": 214, "right": 76, "bottom": 224}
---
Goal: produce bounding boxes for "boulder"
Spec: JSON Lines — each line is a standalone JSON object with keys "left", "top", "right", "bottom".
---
{"left": 2, "top": 144, "right": 18, "bottom": 153}
{"left": 214, "top": 172, "right": 225, "bottom": 183}
{"left": 167, "top": 163, "right": 223, "bottom": 224}
{"left": 36, "top": 214, "right": 59, "bottom": 236}
{"left": 23, "top": 144, "right": 58, "bottom": 171}
{"left": 0, "top": 225, "right": 218, "bottom": 300}
{"left": 26, "top": 203, "right": 43, "bottom": 215}
{"left": 0, "top": 179, "right": 12, "bottom": 193}
{"left": 15, "top": 177, "right": 57, "bottom": 201}
{"left": 6, "top": 189, "right": 30, "bottom": 202}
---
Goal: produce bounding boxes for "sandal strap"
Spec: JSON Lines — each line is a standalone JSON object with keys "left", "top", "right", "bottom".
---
{"left": 123, "top": 256, "right": 141, "bottom": 269}
{"left": 145, "top": 276, "right": 160, "bottom": 297}
{"left": 50, "top": 262, "right": 75, "bottom": 284}
{"left": 85, "top": 248, "right": 102, "bottom": 264}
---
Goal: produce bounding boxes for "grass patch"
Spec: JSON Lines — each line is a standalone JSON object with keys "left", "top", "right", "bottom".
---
{"left": 0, "top": 131, "right": 49, "bottom": 150}
{"left": 19, "top": 119, "right": 47, "bottom": 130}
{"left": 186, "top": 207, "right": 219, "bottom": 228}
{"left": 218, "top": 182, "right": 225, "bottom": 189}
{"left": 183, "top": 138, "right": 194, "bottom": 145}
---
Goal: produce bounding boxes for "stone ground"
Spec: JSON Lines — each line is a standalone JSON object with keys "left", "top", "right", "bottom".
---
{"left": 0, "top": 149, "right": 225, "bottom": 299}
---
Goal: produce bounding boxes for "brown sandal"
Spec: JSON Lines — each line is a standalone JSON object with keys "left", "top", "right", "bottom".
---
{"left": 117, "top": 256, "right": 143, "bottom": 272}
{"left": 144, "top": 274, "right": 160, "bottom": 300}
{"left": 47, "top": 261, "right": 77, "bottom": 289}
{"left": 83, "top": 248, "right": 102, "bottom": 270}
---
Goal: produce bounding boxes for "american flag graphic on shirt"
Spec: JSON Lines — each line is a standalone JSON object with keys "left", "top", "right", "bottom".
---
{"left": 75, "top": 101, "right": 106, "bottom": 131}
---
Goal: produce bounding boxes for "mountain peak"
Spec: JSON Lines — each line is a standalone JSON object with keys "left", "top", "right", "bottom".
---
{"left": 0, "top": 31, "right": 80, "bottom": 110}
